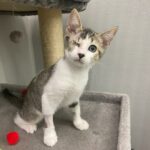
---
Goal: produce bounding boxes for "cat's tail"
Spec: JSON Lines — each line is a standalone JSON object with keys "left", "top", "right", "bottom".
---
{"left": 2, "top": 88, "right": 24, "bottom": 109}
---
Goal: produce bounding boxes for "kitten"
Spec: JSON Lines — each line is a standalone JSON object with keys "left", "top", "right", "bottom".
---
{"left": 3, "top": 9, "right": 118, "bottom": 147}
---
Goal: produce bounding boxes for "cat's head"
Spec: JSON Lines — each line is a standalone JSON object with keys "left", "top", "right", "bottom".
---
{"left": 65, "top": 9, "right": 118, "bottom": 68}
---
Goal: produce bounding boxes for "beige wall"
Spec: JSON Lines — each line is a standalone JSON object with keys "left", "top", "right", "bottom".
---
{"left": 0, "top": 0, "right": 150, "bottom": 149}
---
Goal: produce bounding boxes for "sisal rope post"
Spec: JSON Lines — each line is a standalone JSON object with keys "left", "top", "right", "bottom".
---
{"left": 38, "top": 8, "right": 64, "bottom": 68}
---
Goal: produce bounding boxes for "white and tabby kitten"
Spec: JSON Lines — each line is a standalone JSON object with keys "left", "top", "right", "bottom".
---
{"left": 3, "top": 9, "right": 118, "bottom": 147}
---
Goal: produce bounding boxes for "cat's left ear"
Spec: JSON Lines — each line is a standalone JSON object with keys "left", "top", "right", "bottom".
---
{"left": 100, "top": 27, "right": 118, "bottom": 48}
{"left": 66, "top": 9, "right": 82, "bottom": 34}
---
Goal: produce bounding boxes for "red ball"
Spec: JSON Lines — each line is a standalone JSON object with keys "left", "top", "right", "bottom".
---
{"left": 6, "top": 131, "right": 19, "bottom": 145}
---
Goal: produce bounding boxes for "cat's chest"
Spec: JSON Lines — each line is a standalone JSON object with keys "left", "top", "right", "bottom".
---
{"left": 44, "top": 60, "right": 88, "bottom": 94}
{"left": 46, "top": 70, "right": 88, "bottom": 92}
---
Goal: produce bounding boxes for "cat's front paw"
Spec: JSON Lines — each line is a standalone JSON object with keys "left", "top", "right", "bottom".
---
{"left": 43, "top": 128, "right": 58, "bottom": 147}
{"left": 73, "top": 118, "right": 89, "bottom": 130}
{"left": 14, "top": 113, "right": 37, "bottom": 134}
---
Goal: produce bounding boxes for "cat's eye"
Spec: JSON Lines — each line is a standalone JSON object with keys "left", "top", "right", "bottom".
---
{"left": 73, "top": 41, "right": 80, "bottom": 47}
{"left": 88, "top": 45, "right": 97, "bottom": 53}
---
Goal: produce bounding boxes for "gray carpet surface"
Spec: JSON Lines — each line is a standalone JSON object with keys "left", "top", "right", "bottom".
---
{"left": 0, "top": 93, "right": 120, "bottom": 150}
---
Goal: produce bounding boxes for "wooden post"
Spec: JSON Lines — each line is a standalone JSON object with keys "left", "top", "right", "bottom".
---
{"left": 38, "top": 8, "right": 64, "bottom": 68}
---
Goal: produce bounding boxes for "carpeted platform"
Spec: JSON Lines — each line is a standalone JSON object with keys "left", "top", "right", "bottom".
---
{"left": 0, "top": 85, "right": 131, "bottom": 150}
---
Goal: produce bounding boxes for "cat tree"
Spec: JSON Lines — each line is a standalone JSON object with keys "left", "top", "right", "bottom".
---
{"left": 0, "top": 1, "right": 131, "bottom": 150}
{"left": 0, "top": 0, "right": 90, "bottom": 67}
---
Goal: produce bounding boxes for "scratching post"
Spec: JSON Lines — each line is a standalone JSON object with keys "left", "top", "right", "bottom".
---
{"left": 38, "top": 8, "right": 64, "bottom": 68}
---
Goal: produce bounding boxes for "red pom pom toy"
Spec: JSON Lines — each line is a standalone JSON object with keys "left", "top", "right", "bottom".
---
{"left": 6, "top": 131, "right": 19, "bottom": 145}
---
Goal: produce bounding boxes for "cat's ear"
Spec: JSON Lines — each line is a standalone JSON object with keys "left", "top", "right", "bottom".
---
{"left": 66, "top": 9, "right": 82, "bottom": 34}
{"left": 100, "top": 27, "right": 118, "bottom": 48}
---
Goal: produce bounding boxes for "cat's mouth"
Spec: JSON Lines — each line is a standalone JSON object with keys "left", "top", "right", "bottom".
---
{"left": 74, "top": 59, "right": 84, "bottom": 64}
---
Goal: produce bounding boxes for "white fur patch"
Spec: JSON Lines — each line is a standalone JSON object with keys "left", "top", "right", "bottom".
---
{"left": 42, "top": 59, "right": 89, "bottom": 115}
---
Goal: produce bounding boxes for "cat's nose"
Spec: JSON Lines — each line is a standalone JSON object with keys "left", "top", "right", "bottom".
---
{"left": 78, "top": 53, "right": 85, "bottom": 59}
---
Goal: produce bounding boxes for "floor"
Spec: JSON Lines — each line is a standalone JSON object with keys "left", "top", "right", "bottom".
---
{"left": 0, "top": 92, "right": 120, "bottom": 150}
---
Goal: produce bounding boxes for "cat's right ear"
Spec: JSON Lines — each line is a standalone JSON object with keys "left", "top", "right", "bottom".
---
{"left": 66, "top": 9, "right": 82, "bottom": 34}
